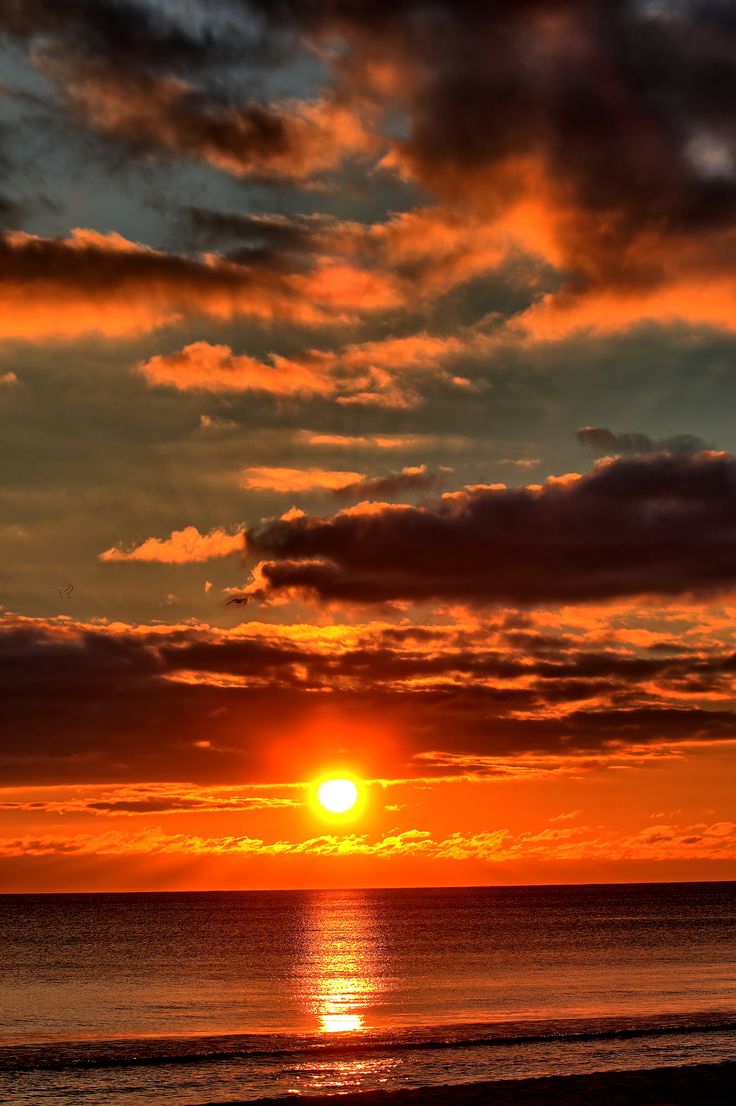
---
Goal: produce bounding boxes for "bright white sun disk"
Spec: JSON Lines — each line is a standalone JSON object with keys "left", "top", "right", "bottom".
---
{"left": 317, "top": 778, "right": 359, "bottom": 813}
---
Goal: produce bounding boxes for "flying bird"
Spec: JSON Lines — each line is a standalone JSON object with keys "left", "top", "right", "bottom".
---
{"left": 50, "top": 585, "right": 73, "bottom": 599}
{"left": 226, "top": 595, "right": 250, "bottom": 606}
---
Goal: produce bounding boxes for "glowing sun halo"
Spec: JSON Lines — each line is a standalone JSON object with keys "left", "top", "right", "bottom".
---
{"left": 317, "top": 778, "right": 359, "bottom": 814}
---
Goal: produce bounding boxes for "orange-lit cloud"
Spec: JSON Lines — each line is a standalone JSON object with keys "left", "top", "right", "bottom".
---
{"left": 49, "top": 59, "right": 378, "bottom": 182}
{"left": 0, "top": 229, "right": 398, "bottom": 339}
{"left": 139, "top": 342, "right": 334, "bottom": 397}
{"left": 139, "top": 332, "right": 466, "bottom": 407}
{"left": 516, "top": 278, "right": 736, "bottom": 340}
{"left": 199, "top": 5, "right": 736, "bottom": 337}
{"left": 299, "top": 430, "right": 475, "bottom": 452}
{"left": 355, "top": 205, "right": 516, "bottom": 295}
{"left": 238, "top": 464, "right": 438, "bottom": 500}
{"left": 300, "top": 432, "right": 421, "bottom": 449}
{"left": 99, "top": 526, "right": 244, "bottom": 564}
{"left": 240, "top": 467, "right": 365, "bottom": 493}
{"left": 6, "top": 0, "right": 736, "bottom": 347}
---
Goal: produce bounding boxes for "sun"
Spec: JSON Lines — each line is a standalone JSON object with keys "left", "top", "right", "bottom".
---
{"left": 317, "top": 778, "right": 359, "bottom": 814}
{"left": 309, "top": 772, "right": 365, "bottom": 821}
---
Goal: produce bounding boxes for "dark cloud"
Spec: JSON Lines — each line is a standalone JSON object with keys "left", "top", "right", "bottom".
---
{"left": 0, "top": 226, "right": 377, "bottom": 336}
{"left": 237, "top": 0, "right": 736, "bottom": 290}
{"left": 0, "top": 790, "right": 295, "bottom": 815}
{"left": 85, "top": 795, "right": 289, "bottom": 815}
{"left": 330, "top": 466, "right": 439, "bottom": 501}
{"left": 1, "top": 2, "right": 366, "bottom": 184}
{"left": 2, "top": 614, "right": 736, "bottom": 785}
{"left": 180, "top": 207, "right": 328, "bottom": 252}
{"left": 180, "top": 208, "right": 336, "bottom": 274}
{"left": 0, "top": 127, "right": 24, "bottom": 229}
{"left": 37, "top": 59, "right": 370, "bottom": 183}
{"left": 0, "top": 193, "right": 21, "bottom": 229}
{"left": 0, "top": 0, "right": 242, "bottom": 74}
{"left": 245, "top": 453, "right": 736, "bottom": 605}
{"left": 577, "top": 427, "right": 714, "bottom": 457}
{"left": 0, "top": 230, "right": 248, "bottom": 294}
{"left": 8, "top": 1, "right": 734, "bottom": 274}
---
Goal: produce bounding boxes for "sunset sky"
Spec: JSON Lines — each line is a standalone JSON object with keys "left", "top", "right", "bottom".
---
{"left": 1, "top": 0, "right": 736, "bottom": 892}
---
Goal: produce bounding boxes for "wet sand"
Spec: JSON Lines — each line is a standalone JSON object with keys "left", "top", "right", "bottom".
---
{"left": 201, "top": 1061, "right": 736, "bottom": 1106}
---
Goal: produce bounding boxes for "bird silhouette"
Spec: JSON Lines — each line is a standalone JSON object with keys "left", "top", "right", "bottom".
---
{"left": 50, "top": 585, "right": 73, "bottom": 599}
{"left": 226, "top": 595, "right": 250, "bottom": 606}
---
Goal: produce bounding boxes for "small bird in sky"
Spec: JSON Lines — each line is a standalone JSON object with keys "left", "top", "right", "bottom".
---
{"left": 226, "top": 595, "right": 250, "bottom": 606}
{"left": 50, "top": 585, "right": 73, "bottom": 599}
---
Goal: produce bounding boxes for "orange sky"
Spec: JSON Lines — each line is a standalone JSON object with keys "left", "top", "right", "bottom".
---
{"left": 1, "top": 0, "right": 735, "bottom": 892}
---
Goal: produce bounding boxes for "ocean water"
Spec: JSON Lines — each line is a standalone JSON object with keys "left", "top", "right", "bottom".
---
{"left": 0, "top": 883, "right": 734, "bottom": 1104}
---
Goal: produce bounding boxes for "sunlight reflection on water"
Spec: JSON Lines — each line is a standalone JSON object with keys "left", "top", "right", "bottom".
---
{"left": 319, "top": 1012, "right": 364, "bottom": 1033}
{"left": 301, "top": 890, "right": 385, "bottom": 1036}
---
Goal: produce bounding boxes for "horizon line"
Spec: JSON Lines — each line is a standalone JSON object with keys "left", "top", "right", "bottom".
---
{"left": 2, "top": 876, "right": 734, "bottom": 896}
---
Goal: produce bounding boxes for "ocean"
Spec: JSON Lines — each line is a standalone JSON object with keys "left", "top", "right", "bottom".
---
{"left": 0, "top": 882, "right": 734, "bottom": 1104}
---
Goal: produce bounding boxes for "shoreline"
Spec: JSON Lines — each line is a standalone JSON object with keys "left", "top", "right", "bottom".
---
{"left": 195, "top": 1061, "right": 736, "bottom": 1106}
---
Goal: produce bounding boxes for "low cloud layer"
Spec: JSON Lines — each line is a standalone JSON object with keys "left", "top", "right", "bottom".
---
{"left": 2, "top": 606, "right": 736, "bottom": 786}
{"left": 4, "top": 819, "right": 735, "bottom": 864}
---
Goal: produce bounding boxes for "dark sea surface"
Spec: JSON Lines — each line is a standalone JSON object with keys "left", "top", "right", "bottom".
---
{"left": 0, "top": 883, "right": 734, "bottom": 1104}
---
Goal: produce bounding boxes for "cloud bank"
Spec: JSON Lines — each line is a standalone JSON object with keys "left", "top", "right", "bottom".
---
{"left": 244, "top": 453, "right": 736, "bottom": 606}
